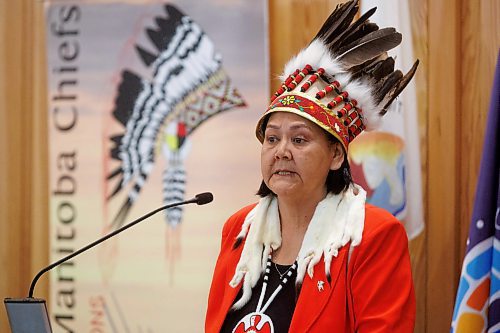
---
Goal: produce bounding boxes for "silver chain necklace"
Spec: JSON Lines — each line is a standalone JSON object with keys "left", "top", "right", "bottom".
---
{"left": 273, "top": 261, "right": 294, "bottom": 280}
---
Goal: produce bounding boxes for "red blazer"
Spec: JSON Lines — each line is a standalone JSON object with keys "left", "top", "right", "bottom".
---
{"left": 205, "top": 203, "right": 416, "bottom": 332}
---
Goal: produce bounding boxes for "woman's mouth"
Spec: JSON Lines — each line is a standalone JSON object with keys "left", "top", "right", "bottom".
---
{"left": 274, "top": 170, "right": 295, "bottom": 176}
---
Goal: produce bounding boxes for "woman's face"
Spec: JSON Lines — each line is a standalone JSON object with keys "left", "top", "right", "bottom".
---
{"left": 261, "top": 112, "right": 344, "bottom": 202}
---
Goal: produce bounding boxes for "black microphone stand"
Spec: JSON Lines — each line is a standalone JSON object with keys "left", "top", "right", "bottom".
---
{"left": 28, "top": 193, "right": 211, "bottom": 298}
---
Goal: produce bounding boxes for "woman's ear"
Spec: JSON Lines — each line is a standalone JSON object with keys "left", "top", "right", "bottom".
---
{"left": 330, "top": 142, "right": 345, "bottom": 171}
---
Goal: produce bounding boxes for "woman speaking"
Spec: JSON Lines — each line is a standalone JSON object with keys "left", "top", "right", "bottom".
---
{"left": 206, "top": 0, "right": 418, "bottom": 331}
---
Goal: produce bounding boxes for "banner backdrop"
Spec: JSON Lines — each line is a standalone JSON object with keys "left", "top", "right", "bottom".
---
{"left": 353, "top": 0, "right": 425, "bottom": 239}
{"left": 46, "top": 1, "right": 266, "bottom": 332}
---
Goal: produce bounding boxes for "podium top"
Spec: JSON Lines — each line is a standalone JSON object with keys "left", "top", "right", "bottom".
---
{"left": 5, "top": 298, "right": 47, "bottom": 304}
{"left": 4, "top": 297, "right": 52, "bottom": 333}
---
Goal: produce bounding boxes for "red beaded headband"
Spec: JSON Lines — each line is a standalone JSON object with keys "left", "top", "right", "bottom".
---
{"left": 256, "top": 64, "right": 366, "bottom": 149}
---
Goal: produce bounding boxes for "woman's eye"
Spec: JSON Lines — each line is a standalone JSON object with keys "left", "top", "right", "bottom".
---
{"left": 266, "top": 136, "right": 278, "bottom": 143}
{"left": 293, "top": 137, "right": 305, "bottom": 144}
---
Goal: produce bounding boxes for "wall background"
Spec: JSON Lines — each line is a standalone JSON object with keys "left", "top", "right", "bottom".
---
{"left": 1, "top": 0, "right": 499, "bottom": 332}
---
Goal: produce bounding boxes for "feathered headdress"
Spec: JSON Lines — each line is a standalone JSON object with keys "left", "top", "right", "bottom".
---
{"left": 256, "top": 0, "right": 418, "bottom": 150}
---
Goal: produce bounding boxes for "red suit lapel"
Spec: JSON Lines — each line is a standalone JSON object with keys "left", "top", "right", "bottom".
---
{"left": 289, "top": 247, "right": 348, "bottom": 332}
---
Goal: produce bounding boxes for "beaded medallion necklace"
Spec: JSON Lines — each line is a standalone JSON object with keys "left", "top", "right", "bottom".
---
{"left": 231, "top": 254, "right": 297, "bottom": 333}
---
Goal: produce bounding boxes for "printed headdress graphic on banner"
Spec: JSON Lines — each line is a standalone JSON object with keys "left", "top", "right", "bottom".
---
{"left": 107, "top": 4, "right": 245, "bottom": 275}
{"left": 46, "top": 0, "right": 265, "bottom": 330}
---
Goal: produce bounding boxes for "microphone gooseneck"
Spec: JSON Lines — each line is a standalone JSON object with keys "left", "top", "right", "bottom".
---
{"left": 28, "top": 192, "right": 213, "bottom": 298}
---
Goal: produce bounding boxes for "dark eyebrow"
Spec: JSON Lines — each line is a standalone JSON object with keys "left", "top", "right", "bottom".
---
{"left": 266, "top": 123, "right": 281, "bottom": 130}
{"left": 289, "top": 123, "right": 312, "bottom": 131}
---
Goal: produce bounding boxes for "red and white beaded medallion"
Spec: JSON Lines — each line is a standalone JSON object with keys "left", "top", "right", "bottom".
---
{"left": 232, "top": 312, "right": 274, "bottom": 333}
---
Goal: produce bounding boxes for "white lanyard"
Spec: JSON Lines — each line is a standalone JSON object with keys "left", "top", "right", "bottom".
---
{"left": 256, "top": 254, "right": 297, "bottom": 313}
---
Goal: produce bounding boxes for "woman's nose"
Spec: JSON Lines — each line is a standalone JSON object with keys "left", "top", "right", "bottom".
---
{"left": 274, "top": 140, "right": 291, "bottom": 160}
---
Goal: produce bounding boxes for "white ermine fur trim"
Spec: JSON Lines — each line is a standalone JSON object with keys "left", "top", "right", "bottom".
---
{"left": 229, "top": 184, "right": 366, "bottom": 309}
{"left": 229, "top": 196, "right": 281, "bottom": 310}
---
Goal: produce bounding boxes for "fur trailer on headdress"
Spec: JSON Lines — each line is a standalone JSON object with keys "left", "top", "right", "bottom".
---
{"left": 256, "top": 0, "right": 419, "bottom": 150}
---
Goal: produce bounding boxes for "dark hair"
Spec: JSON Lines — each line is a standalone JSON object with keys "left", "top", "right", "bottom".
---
{"left": 256, "top": 119, "right": 353, "bottom": 197}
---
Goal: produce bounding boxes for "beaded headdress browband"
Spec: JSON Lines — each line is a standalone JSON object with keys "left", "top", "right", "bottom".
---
{"left": 256, "top": 0, "right": 419, "bottom": 150}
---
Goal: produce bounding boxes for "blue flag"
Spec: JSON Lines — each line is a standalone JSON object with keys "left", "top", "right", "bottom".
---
{"left": 451, "top": 52, "right": 500, "bottom": 332}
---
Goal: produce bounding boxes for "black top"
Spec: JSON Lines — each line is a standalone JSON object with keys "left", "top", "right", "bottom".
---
{"left": 220, "top": 262, "right": 297, "bottom": 332}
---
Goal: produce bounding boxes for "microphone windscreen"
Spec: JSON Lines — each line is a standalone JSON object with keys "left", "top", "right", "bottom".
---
{"left": 195, "top": 192, "right": 213, "bottom": 205}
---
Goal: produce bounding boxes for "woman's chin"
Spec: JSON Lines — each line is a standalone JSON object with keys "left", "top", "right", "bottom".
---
{"left": 269, "top": 185, "right": 300, "bottom": 199}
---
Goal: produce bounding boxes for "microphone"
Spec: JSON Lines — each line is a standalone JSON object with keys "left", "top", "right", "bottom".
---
{"left": 195, "top": 192, "right": 213, "bottom": 205}
{"left": 27, "top": 192, "right": 213, "bottom": 298}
